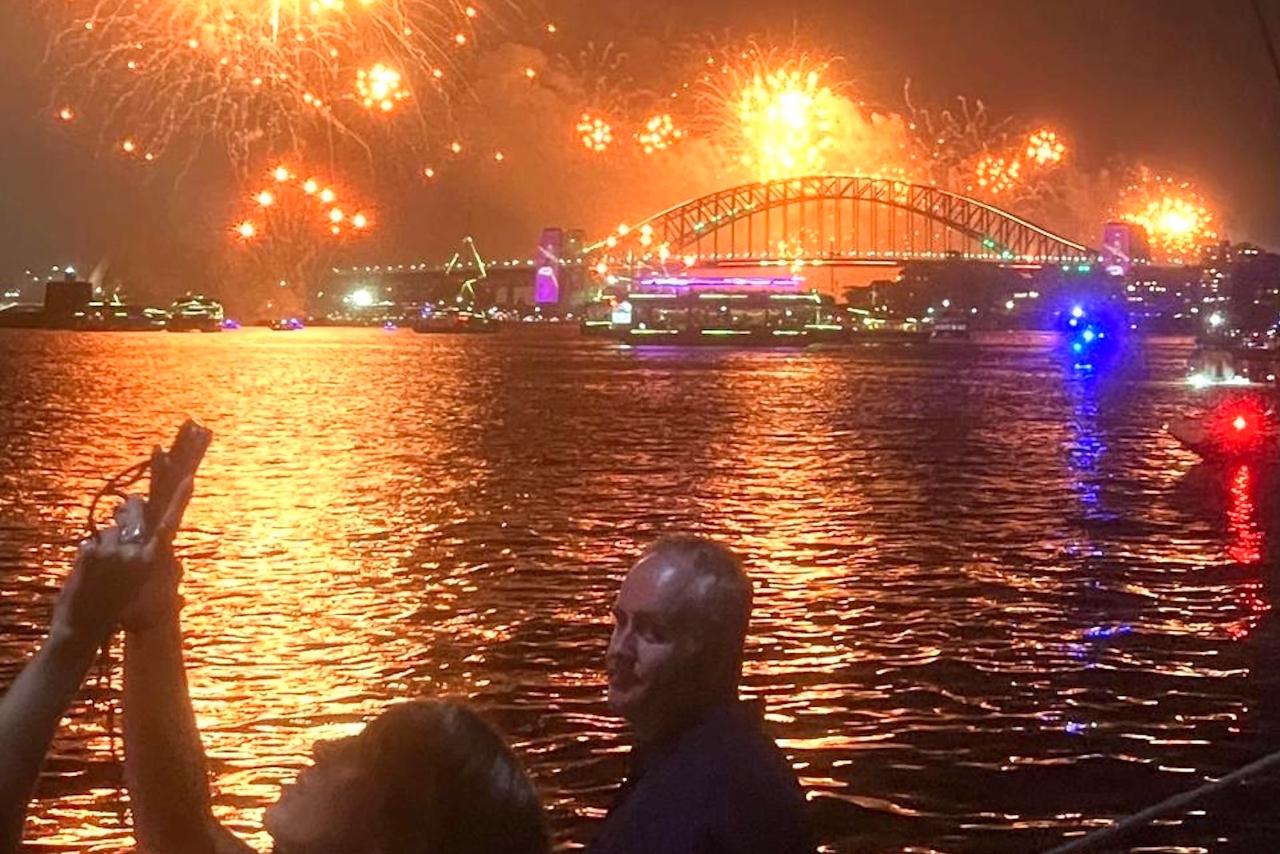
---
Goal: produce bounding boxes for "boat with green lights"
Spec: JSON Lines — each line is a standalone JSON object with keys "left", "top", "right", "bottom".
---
{"left": 583, "top": 275, "right": 847, "bottom": 346}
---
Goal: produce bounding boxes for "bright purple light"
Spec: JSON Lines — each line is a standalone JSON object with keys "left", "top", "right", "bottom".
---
{"left": 535, "top": 265, "right": 560, "bottom": 304}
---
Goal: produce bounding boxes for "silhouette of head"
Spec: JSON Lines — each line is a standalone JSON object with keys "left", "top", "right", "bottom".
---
{"left": 265, "top": 700, "right": 550, "bottom": 854}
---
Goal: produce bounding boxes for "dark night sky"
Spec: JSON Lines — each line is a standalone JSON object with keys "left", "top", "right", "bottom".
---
{"left": 2, "top": 0, "right": 1279, "bottom": 292}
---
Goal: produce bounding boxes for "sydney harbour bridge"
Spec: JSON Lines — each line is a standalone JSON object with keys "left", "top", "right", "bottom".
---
{"left": 330, "top": 175, "right": 1101, "bottom": 306}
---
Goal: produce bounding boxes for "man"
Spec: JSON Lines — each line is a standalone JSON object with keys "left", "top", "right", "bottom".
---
{"left": 590, "top": 536, "right": 815, "bottom": 854}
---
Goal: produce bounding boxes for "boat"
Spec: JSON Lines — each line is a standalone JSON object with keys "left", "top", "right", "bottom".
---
{"left": 585, "top": 277, "right": 847, "bottom": 346}
{"left": 413, "top": 307, "right": 499, "bottom": 334}
{"left": 269, "top": 317, "right": 305, "bottom": 331}
{"left": 76, "top": 300, "right": 168, "bottom": 331}
{"left": 930, "top": 313, "right": 972, "bottom": 342}
{"left": 1168, "top": 394, "right": 1277, "bottom": 462}
{"left": 167, "top": 295, "right": 225, "bottom": 333}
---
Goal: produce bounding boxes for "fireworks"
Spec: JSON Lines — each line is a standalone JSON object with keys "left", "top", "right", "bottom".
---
{"left": 688, "top": 45, "right": 920, "bottom": 183}
{"left": 578, "top": 112, "right": 615, "bottom": 153}
{"left": 636, "top": 113, "right": 684, "bottom": 154}
{"left": 46, "top": 0, "right": 488, "bottom": 166}
{"left": 356, "top": 63, "right": 410, "bottom": 113}
{"left": 964, "top": 127, "right": 1069, "bottom": 201}
{"left": 734, "top": 65, "right": 840, "bottom": 180}
{"left": 232, "top": 162, "right": 372, "bottom": 243}
{"left": 1115, "top": 169, "right": 1219, "bottom": 264}
{"left": 1026, "top": 129, "right": 1066, "bottom": 167}
{"left": 973, "top": 155, "right": 1023, "bottom": 196}
{"left": 230, "top": 161, "right": 374, "bottom": 314}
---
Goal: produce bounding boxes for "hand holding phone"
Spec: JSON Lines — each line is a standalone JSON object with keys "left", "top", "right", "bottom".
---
{"left": 145, "top": 419, "right": 212, "bottom": 543}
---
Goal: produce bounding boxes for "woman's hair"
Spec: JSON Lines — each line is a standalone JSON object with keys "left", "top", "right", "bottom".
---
{"left": 361, "top": 700, "right": 551, "bottom": 854}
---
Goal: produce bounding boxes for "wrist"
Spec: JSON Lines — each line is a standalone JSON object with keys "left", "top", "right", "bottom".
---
{"left": 122, "top": 595, "right": 185, "bottom": 635}
{"left": 44, "top": 620, "right": 103, "bottom": 666}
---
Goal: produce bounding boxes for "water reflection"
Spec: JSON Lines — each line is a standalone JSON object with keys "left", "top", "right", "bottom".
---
{"left": 0, "top": 329, "right": 1275, "bottom": 853}
{"left": 1226, "top": 464, "right": 1263, "bottom": 567}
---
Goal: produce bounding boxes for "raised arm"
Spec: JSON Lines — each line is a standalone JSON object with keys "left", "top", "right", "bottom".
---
{"left": 120, "top": 570, "right": 250, "bottom": 854}
{"left": 0, "top": 498, "right": 167, "bottom": 853}
{"left": 119, "top": 462, "right": 250, "bottom": 854}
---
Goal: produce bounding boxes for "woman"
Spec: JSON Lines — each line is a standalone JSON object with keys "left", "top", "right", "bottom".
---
{"left": 117, "top": 460, "right": 549, "bottom": 854}
{"left": 260, "top": 700, "right": 549, "bottom": 854}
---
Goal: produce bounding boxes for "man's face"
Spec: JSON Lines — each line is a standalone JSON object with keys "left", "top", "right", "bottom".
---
{"left": 606, "top": 555, "right": 697, "bottom": 731}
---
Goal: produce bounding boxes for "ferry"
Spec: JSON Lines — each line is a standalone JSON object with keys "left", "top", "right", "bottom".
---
{"left": 76, "top": 300, "right": 168, "bottom": 331}
{"left": 167, "top": 295, "right": 225, "bottom": 333}
{"left": 582, "top": 276, "right": 846, "bottom": 346}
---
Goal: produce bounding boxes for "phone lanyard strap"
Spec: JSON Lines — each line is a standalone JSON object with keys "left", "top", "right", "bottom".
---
{"left": 85, "top": 459, "right": 150, "bottom": 539}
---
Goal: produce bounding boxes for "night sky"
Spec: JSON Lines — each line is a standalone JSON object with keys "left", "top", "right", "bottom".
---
{"left": 2, "top": 0, "right": 1278, "bottom": 296}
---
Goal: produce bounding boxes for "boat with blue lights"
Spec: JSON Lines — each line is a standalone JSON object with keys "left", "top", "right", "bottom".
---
{"left": 584, "top": 275, "right": 847, "bottom": 346}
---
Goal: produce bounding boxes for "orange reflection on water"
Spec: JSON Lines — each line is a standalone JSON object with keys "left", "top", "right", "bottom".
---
{"left": 3, "top": 331, "right": 1278, "bottom": 852}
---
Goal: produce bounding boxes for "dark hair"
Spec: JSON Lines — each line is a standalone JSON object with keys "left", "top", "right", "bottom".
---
{"left": 642, "top": 536, "right": 754, "bottom": 688}
{"left": 361, "top": 700, "right": 550, "bottom": 854}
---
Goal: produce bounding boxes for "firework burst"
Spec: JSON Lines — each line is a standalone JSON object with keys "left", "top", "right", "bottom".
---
{"left": 636, "top": 113, "right": 684, "bottom": 154}
{"left": 577, "top": 112, "right": 615, "bottom": 153}
{"left": 46, "top": 0, "right": 489, "bottom": 168}
{"left": 1115, "top": 168, "right": 1219, "bottom": 264}
{"left": 231, "top": 160, "right": 373, "bottom": 314}
{"left": 1026, "top": 129, "right": 1066, "bottom": 167}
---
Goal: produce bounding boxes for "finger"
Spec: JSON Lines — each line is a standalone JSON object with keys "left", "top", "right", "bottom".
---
{"left": 118, "top": 496, "right": 147, "bottom": 544}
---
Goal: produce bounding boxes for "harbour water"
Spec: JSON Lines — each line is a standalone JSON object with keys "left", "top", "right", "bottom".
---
{"left": 1, "top": 328, "right": 1277, "bottom": 853}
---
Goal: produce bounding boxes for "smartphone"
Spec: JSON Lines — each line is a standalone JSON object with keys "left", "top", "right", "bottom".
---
{"left": 144, "top": 419, "right": 213, "bottom": 536}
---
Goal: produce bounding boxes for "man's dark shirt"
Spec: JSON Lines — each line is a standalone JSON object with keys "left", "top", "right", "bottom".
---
{"left": 588, "top": 700, "right": 815, "bottom": 854}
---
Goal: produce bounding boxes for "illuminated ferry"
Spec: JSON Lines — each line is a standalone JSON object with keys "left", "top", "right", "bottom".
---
{"left": 582, "top": 275, "right": 846, "bottom": 346}
{"left": 167, "top": 295, "right": 225, "bottom": 333}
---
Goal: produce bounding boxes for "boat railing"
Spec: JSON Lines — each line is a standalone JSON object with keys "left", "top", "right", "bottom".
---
{"left": 1041, "top": 748, "right": 1280, "bottom": 853}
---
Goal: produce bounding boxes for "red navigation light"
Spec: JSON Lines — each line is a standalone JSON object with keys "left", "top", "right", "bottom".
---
{"left": 1214, "top": 397, "right": 1268, "bottom": 451}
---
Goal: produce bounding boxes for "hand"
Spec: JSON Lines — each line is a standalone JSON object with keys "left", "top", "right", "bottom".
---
{"left": 53, "top": 497, "right": 159, "bottom": 647}
{"left": 54, "top": 475, "right": 194, "bottom": 645}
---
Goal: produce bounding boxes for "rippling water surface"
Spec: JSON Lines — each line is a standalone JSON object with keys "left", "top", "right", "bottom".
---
{"left": 2, "top": 328, "right": 1278, "bottom": 853}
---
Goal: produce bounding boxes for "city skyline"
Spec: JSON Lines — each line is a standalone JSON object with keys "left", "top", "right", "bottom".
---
{"left": 1, "top": 0, "right": 1278, "bottom": 298}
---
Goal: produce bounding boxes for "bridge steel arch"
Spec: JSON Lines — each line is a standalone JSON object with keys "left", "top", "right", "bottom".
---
{"left": 591, "top": 175, "right": 1098, "bottom": 267}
